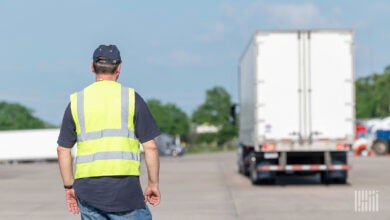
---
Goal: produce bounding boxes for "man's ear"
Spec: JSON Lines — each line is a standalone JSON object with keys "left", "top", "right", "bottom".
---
{"left": 115, "top": 64, "right": 121, "bottom": 80}
{"left": 116, "top": 64, "right": 121, "bottom": 74}
{"left": 91, "top": 62, "right": 95, "bottom": 73}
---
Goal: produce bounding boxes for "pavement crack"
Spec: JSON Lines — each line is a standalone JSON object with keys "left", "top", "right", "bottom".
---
{"left": 217, "top": 161, "right": 239, "bottom": 218}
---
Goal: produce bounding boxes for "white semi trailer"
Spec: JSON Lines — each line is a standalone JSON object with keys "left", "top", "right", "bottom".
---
{"left": 237, "top": 30, "right": 354, "bottom": 184}
{"left": 0, "top": 129, "right": 60, "bottom": 161}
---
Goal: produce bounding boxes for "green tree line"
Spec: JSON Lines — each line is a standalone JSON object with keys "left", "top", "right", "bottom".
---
{"left": 0, "top": 87, "right": 236, "bottom": 150}
{"left": 0, "top": 102, "right": 53, "bottom": 130}
{"left": 146, "top": 99, "right": 189, "bottom": 139}
{"left": 147, "top": 86, "right": 237, "bottom": 149}
{"left": 356, "top": 66, "right": 390, "bottom": 119}
{"left": 1, "top": 67, "right": 388, "bottom": 148}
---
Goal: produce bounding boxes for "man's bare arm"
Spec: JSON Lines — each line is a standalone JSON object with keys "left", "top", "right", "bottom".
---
{"left": 57, "top": 146, "right": 74, "bottom": 186}
{"left": 142, "top": 139, "right": 161, "bottom": 206}
{"left": 57, "top": 146, "right": 79, "bottom": 214}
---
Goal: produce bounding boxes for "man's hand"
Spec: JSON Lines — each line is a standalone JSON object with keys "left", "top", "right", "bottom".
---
{"left": 144, "top": 184, "right": 161, "bottom": 206}
{"left": 65, "top": 189, "right": 80, "bottom": 214}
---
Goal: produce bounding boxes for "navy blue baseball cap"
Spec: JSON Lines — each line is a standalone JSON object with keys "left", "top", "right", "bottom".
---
{"left": 93, "top": 44, "right": 122, "bottom": 64}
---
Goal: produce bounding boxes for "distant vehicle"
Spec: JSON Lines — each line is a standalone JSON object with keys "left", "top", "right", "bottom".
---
{"left": 235, "top": 30, "right": 354, "bottom": 184}
{"left": 353, "top": 122, "right": 369, "bottom": 156}
{"left": 370, "top": 117, "right": 390, "bottom": 155}
{"left": 372, "top": 130, "right": 390, "bottom": 155}
{"left": 154, "top": 133, "right": 185, "bottom": 156}
{"left": 355, "top": 123, "right": 367, "bottom": 139}
{"left": 353, "top": 117, "right": 390, "bottom": 156}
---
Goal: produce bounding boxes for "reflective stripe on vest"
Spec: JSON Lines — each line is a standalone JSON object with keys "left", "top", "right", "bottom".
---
{"left": 76, "top": 151, "right": 140, "bottom": 164}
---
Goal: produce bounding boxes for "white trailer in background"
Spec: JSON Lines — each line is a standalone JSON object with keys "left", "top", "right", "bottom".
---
{"left": 0, "top": 129, "right": 60, "bottom": 161}
{"left": 237, "top": 30, "right": 354, "bottom": 184}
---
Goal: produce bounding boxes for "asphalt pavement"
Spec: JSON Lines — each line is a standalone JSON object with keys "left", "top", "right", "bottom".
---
{"left": 0, "top": 152, "right": 389, "bottom": 220}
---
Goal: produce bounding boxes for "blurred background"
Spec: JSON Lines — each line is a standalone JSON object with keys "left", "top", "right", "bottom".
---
{"left": 0, "top": 1, "right": 389, "bottom": 219}
{"left": 0, "top": 0, "right": 389, "bottom": 153}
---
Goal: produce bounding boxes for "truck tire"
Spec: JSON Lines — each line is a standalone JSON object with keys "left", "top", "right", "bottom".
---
{"left": 320, "top": 171, "right": 331, "bottom": 184}
{"left": 249, "top": 153, "right": 276, "bottom": 185}
{"left": 329, "top": 170, "right": 348, "bottom": 184}
{"left": 238, "top": 163, "right": 249, "bottom": 176}
{"left": 334, "top": 175, "right": 347, "bottom": 184}
{"left": 250, "top": 168, "right": 261, "bottom": 185}
{"left": 250, "top": 154, "right": 261, "bottom": 185}
{"left": 238, "top": 151, "right": 249, "bottom": 176}
{"left": 324, "top": 152, "right": 348, "bottom": 184}
{"left": 372, "top": 140, "right": 389, "bottom": 155}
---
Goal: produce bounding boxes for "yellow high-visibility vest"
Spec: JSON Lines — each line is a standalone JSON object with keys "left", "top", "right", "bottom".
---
{"left": 70, "top": 81, "right": 140, "bottom": 179}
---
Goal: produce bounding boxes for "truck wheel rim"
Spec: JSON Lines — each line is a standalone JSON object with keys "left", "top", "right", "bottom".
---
{"left": 375, "top": 143, "right": 387, "bottom": 154}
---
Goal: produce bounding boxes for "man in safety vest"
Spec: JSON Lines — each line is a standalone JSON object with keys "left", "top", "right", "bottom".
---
{"left": 57, "top": 44, "right": 161, "bottom": 219}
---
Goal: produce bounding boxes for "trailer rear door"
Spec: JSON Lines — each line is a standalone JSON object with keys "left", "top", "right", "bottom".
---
{"left": 308, "top": 31, "right": 354, "bottom": 141}
{"left": 255, "top": 32, "right": 301, "bottom": 141}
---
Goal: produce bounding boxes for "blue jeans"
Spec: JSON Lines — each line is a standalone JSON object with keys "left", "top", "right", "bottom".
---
{"left": 78, "top": 199, "right": 152, "bottom": 220}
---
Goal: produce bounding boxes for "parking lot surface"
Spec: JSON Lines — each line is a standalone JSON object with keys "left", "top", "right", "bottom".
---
{"left": 0, "top": 152, "right": 389, "bottom": 220}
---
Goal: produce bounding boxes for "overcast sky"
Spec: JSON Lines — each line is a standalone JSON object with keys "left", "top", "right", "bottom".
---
{"left": 0, "top": 0, "right": 389, "bottom": 125}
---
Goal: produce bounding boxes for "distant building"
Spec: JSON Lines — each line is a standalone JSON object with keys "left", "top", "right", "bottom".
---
{"left": 195, "top": 123, "right": 220, "bottom": 134}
